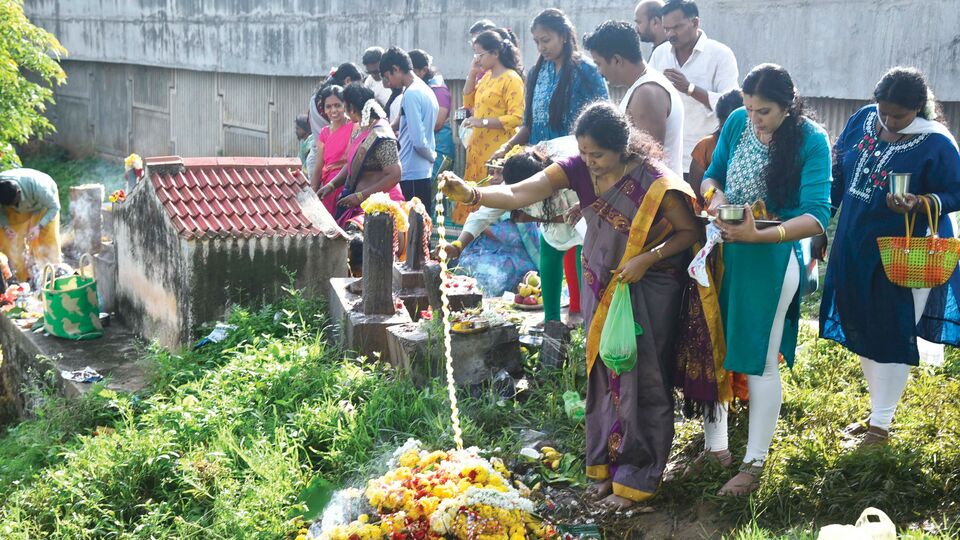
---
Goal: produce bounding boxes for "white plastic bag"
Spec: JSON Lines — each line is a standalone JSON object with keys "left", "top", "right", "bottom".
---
{"left": 817, "top": 508, "right": 896, "bottom": 540}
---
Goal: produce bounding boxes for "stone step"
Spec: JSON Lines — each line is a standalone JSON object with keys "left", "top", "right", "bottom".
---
{"left": 0, "top": 314, "right": 147, "bottom": 425}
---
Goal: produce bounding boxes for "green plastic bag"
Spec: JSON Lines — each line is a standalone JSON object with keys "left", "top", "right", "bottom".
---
{"left": 562, "top": 391, "right": 586, "bottom": 422}
{"left": 42, "top": 254, "right": 103, "bottom": 340}
{"left": 598, "top": 282, "right": 642, "bottom": 375}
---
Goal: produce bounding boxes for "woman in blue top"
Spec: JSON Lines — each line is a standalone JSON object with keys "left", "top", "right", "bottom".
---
{"left": 492, "top": 8, "right": 608, "bottom": 326}
{"left": 695, "top": 64, "right": 831, "bottom": 496}
{"left": 820, "top": 67, "right": 960, "bottom": 446}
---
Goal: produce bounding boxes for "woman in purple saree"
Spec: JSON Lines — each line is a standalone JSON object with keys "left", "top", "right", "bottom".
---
{"left": 441, "top": 102, "right": 728, "bottom": 510}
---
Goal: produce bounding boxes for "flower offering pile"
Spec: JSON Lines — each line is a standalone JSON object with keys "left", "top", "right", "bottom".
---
{"left": 318, "top": 439, "right": 558, "bottom": 540}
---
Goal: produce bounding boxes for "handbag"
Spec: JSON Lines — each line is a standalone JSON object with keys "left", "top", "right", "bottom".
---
{"left": 877, "top": 196, "right": 960, "bottom": 289}
{"left": 42, "top": 253, "right": 104, "bottom": 340}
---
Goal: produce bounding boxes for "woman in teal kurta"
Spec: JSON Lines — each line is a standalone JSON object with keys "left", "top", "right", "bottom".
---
{"left": 695, "top": 64, "right": 831, "bottom": 496}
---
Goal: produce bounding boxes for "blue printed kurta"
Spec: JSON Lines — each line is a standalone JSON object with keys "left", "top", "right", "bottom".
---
{"left": 819, "top": 105, "right": 960, "bottom": 364}
{"left": 527, "top": 58, "right": 608, "bottom": 144}
{"left": 705, "top": 108, "right": 832, "bottom": 375}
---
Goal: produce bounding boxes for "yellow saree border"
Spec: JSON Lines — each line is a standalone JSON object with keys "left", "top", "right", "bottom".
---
{"left": 585, "top": 464, "right": 610, "bottom": 480}
{"left": 612, "top": 482, "right": 656, "bottom": 503}
{"left": 585, "top": 175, "right": 691, "bottom": 375}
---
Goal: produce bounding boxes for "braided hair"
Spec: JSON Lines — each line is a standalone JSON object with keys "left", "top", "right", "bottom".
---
{"left": 742, "top": 63, "right": 809, "bottom": 210}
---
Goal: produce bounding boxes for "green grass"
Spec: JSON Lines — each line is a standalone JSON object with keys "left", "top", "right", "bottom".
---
{"left": 19, "top": 147, "right": 125, "bottom": 219}
{"left": 0, "top": 289, "right": 588, "bottom": 538}
{"left": 0, "top": 283, "right": 957, "bottom": 537}
{"left": 668, "top": 328, "right": 960, "bottom": 538}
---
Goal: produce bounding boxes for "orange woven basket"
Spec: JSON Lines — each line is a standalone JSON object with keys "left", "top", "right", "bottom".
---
{"left": 877, "top": 196, "right": 960, "bottom": 289}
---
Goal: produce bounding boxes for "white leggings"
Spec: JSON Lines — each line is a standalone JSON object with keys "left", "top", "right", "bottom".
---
{"left": 858, "top": 288, "right": 930, "bottom": 430}
{"left": 703, "top": 254, "right": 800, "bottom": 464}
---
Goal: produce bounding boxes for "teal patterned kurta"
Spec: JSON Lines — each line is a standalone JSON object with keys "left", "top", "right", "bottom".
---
{"left": 705, "top": 108, "right": 831, "bottom": 375}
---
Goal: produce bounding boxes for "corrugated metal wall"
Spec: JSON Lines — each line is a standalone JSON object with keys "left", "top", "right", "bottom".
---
{"left": 49, "top": 60, "right": 325, "bottom": 161}
{"left": 48, "top": 60, "right": 960, "bottom": 166}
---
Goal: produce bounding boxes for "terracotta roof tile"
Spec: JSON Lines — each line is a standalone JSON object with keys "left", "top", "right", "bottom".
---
{"left": 145, "top": 156, "right": 324, "bottom": 240}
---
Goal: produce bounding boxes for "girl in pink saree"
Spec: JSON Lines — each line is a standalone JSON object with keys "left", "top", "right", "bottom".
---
{"left": 309, "top": 85, "right": 355, "bottom": 215}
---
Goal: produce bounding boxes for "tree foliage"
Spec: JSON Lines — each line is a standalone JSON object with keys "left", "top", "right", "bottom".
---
{"left": 0, "top": 0, "right": 66, "bottom": 168}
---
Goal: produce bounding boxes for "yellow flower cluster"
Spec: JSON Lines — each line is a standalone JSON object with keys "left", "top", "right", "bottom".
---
{"left": 124, "top": 153, "right": 143, "bottom": 172}
{"left": 361, "top": 193, "right": 409, "bottom": 233}
{"left": 318, "top": 441, "right": 557, "bottom": 540}
{"left": 503, "top": 145, "right": 527, "bottom": 159}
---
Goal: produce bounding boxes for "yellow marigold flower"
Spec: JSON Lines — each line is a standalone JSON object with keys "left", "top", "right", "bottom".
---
{"left": 398, "top": 450, "right": 419, "bottom": 468}
{"left": 361, "top": 192, "right": 409, "bottom": 232}
{"left": 432, "top": 483, "right": 455, "bottom": 499}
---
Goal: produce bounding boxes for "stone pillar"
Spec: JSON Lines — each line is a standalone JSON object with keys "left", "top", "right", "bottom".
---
{"left": 362, "top": 213, "right": 395, "bottom": 315}
{"left": 404, "top": 209, "right": 426, "bottom": 271}
{"left": 69, "top": 184, "right": 105, "bottom": 255}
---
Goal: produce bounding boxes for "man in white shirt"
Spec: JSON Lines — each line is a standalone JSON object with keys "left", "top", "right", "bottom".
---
{"left": 650, "top": 0, "right": 738, "bottom": 177}
{"left": 362, "top": 47, "right": 393, "bottom": 107}
{"left": 584, "top": 21, "right": 684, "bottom": 176}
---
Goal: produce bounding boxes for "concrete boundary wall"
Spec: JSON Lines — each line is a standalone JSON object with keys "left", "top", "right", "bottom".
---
{"left": 25, "top": 0, "right": 960, "bottom": 101}
{"left": 47, "top": 60, "right": 960, "bottom": 163}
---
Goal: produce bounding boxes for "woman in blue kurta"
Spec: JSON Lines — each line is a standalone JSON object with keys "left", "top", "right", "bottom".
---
{"left": 696, "top": 64, "right": 831, "bottom": 496}
{"left": 491, "top": 8, "right": 609, "bottom": 326}
{"left": 820, "top": 67, "right": 960, "bottom": 446}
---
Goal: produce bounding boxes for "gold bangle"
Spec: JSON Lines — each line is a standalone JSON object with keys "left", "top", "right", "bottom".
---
{"left": 357, "top": 191, "right": 366, "bottom": 202}
{"left": 653, "top": 247, "right": 664, "bottom": 260}
{"left": 776, "top": 225, "right": 786, "bottom": 243}
{"left": 451, "top": 240, "right": 463, "bottom": 250}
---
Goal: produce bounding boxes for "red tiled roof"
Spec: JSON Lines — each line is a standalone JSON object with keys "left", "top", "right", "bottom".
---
{"left": 145, "top": 156, "right": 325, "bottom": 240}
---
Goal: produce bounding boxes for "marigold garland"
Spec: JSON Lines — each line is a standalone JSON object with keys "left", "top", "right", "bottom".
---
{"left": 362, "top": 193, "right": 410, "bottom": 233}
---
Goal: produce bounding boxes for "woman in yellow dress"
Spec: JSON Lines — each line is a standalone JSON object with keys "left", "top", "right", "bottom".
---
{"left": 455, "top": 28, "right": 525, "bottom": 223}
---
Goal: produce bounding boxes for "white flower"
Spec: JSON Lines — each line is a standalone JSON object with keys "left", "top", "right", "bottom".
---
{"left": 465, "top": 486, "right": 535, "bottom": 513}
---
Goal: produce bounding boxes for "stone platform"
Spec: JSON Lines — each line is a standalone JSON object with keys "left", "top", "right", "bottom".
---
{"left": 328, "top": 277, "right": 413, "bottom": 359}
{"left": 386, "top": 320, "right": 522, "bottom": 386}
{"left": 0, "top": 313, "right": 147, "bottom": 424}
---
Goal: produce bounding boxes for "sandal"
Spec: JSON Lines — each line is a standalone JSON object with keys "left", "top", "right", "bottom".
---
{"left": 858, "top": 426, "right": 889, "bottom": 448}
{"left": 842, "top": 418, "right": 871, "bottom": 438}
{"left": 666, "top": 449, "right": 733, "bottom": 482}
{"left": 717, "top": 460, "right": 763, "bottom": 497}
